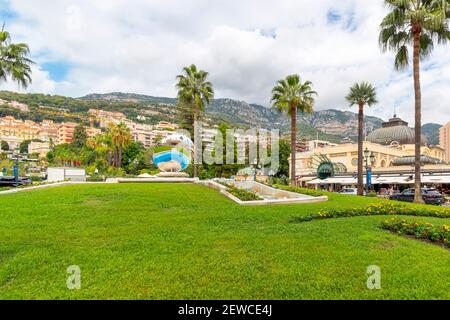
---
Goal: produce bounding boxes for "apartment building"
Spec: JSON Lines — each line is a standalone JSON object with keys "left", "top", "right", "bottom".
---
{"left": 28, "top": 141, "right": 51, "bottom": 158}
{"left": 0, "top": 116, "right": 41, "bottom": 149}
{"left": 88, "top": 109, "right": 128, "bottom": 128}
{"left": 440, "top": 121, "right": 450, "bottom": 162}
{"left": 57, "top": 122, "right": 78, "bottom": 144}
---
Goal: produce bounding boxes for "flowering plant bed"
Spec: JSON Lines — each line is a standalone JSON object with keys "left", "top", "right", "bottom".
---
{"left": 290, "top": 203, "right": 450, "bottom": 223}
{"left": 381, "top": 218, "right": 450, "bottom": 248}
{"left": 215, "top": 180, "right": 262, "bottom": 201}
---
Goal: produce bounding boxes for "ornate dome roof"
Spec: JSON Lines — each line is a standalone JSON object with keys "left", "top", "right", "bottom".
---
{"left": 367, "top": 115, "right": 427, "bottom": 146}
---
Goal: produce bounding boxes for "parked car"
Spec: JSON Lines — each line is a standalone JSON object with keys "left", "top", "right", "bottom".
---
{"left": 389, "top": 188, "right": 444, "bottom": 205}
{"left": 338, "top": 188, "right": 358, "bottom": 195}
{"left": 0, "top": 176, "right": 32, "bottom": 187}
{"left": 338, "top": 188, "right": 368, "bottom": 196}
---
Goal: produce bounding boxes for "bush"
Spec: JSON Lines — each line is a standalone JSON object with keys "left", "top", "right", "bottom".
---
{"left": 226, "top": 184, "right": 262, "bottom": 201}
{"left": 87, "top": 175, "right": 104, "bottom": 182}
{"left": 291, "top": 203, "right": 450, "bottom": 223}
{"left": 28, "top": 176, "right": 44, "bottom": 182}
{"left": 106, "top": 167, "right": 126, "bottom": 177}
{"left": 381, "top": 218, "right": 450, "bottom": 248}
{"left": 366, "top": 191, "right": 378, "bottom": 198}
{"left": 274, "top": 184, "right": 325, "bottom": 197}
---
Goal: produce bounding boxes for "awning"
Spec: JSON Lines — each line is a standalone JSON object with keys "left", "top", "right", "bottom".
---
{"left": 297, "top": 176, "right": 316, "bottom": 182}
{"left": 306, "top": 175, "right": 450, "bottom": 185}
{"left": 324, "top": 177, "right": 357, "bottom": 184}
{"left": 372, "top": 176, "right": 413, "bottom": 184}
{"left": 307, "top": 179, "right": 324, "bottom": 185}
{"left": 307, "top": 177, "right": 357, "bottom": 185}
{"left": 421, "top": 175, "right": 450, "bottom": 184}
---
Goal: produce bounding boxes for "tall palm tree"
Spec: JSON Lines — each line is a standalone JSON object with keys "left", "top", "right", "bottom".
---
{"left": 346, "top": 82, "right": 378, "bottom": 196}
{"left": 379, "top": 0, "right": 450, "bottom": 203}
{"left": 109, "top": 122, "right": 131, "bottom": 168}
{"left": 271, "top": 74, "right": 317, "bottom": 186}
{"left": 176, "top": 64, "right": 214, "bottom": 177}
{"left": 0, "top": 27, "right": 33, "bottom": 88}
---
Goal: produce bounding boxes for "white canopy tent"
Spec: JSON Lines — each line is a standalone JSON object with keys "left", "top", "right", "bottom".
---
{"left": 421, "top": 175, "right": 450, "bottom": 184}
{"left": 306, "top": 174, "right": 450, "bottom": 185}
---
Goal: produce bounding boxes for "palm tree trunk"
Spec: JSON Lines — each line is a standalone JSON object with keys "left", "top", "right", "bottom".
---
{"left": 193, "top": 110, "right": 198, "bottom": 178}
{"left": 118, "top": 145, "right": 122, "bottom": 168}
{"left": 290, "top": 105, "right": 297, "bottom": 186}
{"left": 413, "top": 30, "right": 424, "bottom": 204}
{"left": 357, "top": 103, "right": 364, "bottom": 196}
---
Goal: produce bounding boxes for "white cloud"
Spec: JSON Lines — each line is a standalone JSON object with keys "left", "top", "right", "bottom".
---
{"left": 2, "top": 0, "right": 449, "bottom": 125}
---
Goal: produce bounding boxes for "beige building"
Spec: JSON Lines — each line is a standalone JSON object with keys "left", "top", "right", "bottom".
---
{"left": 89, "top": 109, "right": 128, "bottom": 128}
{"left": 0, "top": 116, "right": 41, "bottom": 149}
{"left": 290, "top": 114, "right": 448, "bottom": 179}
{"left": 440, "top": 121, "right": 450, "bottom": 162}
{"left": 28, "top": 141, "right": 51, "bottom": 158}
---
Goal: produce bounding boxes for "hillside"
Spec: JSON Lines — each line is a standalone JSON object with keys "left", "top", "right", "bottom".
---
{"left": 422, "top": 123, "right": 442, "bottom": 146}
{"left": 0, "top": 91, "right": 441, "bottom": 144}
{"left": 81, "top": 92, "right": 385, "bottom": 141}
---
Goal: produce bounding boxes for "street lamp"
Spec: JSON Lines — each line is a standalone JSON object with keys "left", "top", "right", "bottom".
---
{"left": 363, "top": 147, "right": 375, "bottom": 194}
{"left": 13, "top": 147, "right": 20, "bottom": 185}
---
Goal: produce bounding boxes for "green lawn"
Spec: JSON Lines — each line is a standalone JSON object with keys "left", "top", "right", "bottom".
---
{"left": 0, "top": 183, "right": 449, "bottom": 300}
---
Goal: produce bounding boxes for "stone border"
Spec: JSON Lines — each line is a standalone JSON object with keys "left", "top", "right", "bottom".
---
{"left": 196, "top": 180, "right": 328, "bottom": 206}
{"left": 0, "top": 181, "right": 106, "bottom": 196}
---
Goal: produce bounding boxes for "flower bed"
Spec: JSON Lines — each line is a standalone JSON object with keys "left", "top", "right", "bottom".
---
{"left": 290, "top": 203, "right": 450, "bottom": 223}
{"left": 273, "top": 184, "right": 325, "bottom": 197}
{"left": 215, "top": 180, "right": 262, "bottom": 201}
{"left": 381, "top": 218, "right": 450, "bottom": 248}
{"left": 226, "top": 185, "right": 262, "bottom": 201}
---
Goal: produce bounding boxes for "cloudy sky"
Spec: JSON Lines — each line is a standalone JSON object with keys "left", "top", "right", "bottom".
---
{"left": 0, "top": 0, "right": 449, "bottom": 124}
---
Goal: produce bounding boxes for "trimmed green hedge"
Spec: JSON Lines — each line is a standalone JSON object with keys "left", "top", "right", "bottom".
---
{"left": 274, "top": 184, "right": 325, "bottom": 197}
{"left": 381, "top": 218, "right": 450, "bottom": 248}
{"left": 290, "top": 203, "right": 450, "bottom": 223}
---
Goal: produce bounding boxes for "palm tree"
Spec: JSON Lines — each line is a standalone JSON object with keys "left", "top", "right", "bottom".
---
{"left": 109, "top": 122, "right": 131, "bottom": 168}
{"left": 379, "top": 0, "right": 450, "bottom": 203}
{"left": 0, "top": 27, "right": 33, "bottom": 88}
{"left": 176, "top": 64, "right": 214, "bottom": 177}
{"left": 271, "top": 74, "right": 317, "bottom": 186}
{"left": 87, "top": 133, "right": 113, "bottom": 167}
{"left": 346, "top": 82, "right": 378, "bottom": 196}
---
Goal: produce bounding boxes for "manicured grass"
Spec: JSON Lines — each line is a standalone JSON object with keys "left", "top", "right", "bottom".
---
{"left": 0, "top": 183, "right": 449, "bottom": 300}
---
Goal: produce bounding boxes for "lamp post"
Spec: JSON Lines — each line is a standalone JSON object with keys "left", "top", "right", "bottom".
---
{"left": 13, "top": 147, "right": 20, "bottom": 185}
{"left": 363, "top": 147, "right": 375, "bottom": 194}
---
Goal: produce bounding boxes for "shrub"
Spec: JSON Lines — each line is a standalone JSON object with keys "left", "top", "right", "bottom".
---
{"left": 381, "top": 218, "right": 450, "bottom": 248}
{"left": 290, "top": 203, "right": 450, "bottom": 223}
{"left": 274, "top": 184, "right": 325, "bottom": 197}
{"left": 87, "top": 175, "right": 104, "bottom": 182}
{"left": 226, "top": 185, "right": 262, "bottom": 201}
{"left": 366, "top": 191, "right": 378, "bottom": 198}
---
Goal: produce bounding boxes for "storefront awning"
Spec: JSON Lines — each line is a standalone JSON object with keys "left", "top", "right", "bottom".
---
{"left": 297, "top": 176, "right": 316, "bottom": 182}
{"left": 307, "top": 177, "right": 357, "bottom": 185}
{"left": 372, "top": 176, "right": 413, "bottom": 184}
{"left": 421, "top": 175, "right": 450, "bottom": 184}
